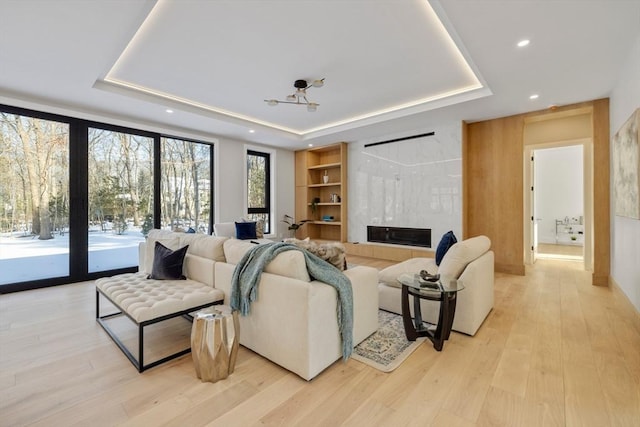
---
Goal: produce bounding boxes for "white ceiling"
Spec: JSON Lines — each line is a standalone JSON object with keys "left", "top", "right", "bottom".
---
{"left": 1, "top": 0, "right": 638, "bottom": 150}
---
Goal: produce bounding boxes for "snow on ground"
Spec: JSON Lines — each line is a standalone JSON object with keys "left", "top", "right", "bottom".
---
{"left": 0, "top": 229, "right": 146, "bottom": 284}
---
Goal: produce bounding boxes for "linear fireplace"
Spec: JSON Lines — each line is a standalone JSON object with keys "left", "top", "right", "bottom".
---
{"left": 367, "top": 226, "right": 431, "bottom": 248}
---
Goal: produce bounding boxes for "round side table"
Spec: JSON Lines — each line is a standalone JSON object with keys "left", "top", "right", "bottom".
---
{"left": 397, "top": 273, "right": 464, "bottom": 351}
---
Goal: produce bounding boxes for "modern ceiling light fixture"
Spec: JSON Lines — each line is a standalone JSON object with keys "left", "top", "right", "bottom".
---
{"left": 265, "top": 78, "right": 325, "bottom": 112}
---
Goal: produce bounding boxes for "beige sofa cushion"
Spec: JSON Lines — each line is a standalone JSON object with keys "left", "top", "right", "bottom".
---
{"left": 223, "top": 238, "right": 255, "bottom": 264}
{"left": 213, "top": 222, "right": 236, "bottom": 238}
{"left": 223, "top": 239, "right": 311, "bottom": 282}
{"left": 143, "top": 230, "right": 228, "bottom": 276}
{"left": 378, "top": 257, "right": 437, "bottom": 289}
{"left": 438, "top": 235, "right": 491, "bottom": 279}
{"left": 179, "top": 233, "right": 227, "bottom": 262}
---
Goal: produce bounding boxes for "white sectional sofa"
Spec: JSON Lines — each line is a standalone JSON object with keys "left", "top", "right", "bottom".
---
{"left": 97, "top": 230, "right": 379, "bottom": 380}
{"left": 215, "top": 238, "right": 379, "bottom": 381}
{"left": 377, "top": 235, "right": 494, "bottom": 336}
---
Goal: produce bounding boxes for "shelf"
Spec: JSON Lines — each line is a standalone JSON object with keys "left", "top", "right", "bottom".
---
{"left": 295, "top": 142, "right": 348, "bottom": 242}
{"left": 308, "top": 182, "right": 342, "bottom": 188}
{"left": 308, "top": 162, "right": 341, "bottom": 170}
{"left": 555, "top": 219, "right": 584, "bottom": 244}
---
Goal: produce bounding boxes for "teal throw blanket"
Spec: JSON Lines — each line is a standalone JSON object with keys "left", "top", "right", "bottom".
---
{"left": 230, "top": 242, "right": 354, "bottom": 360}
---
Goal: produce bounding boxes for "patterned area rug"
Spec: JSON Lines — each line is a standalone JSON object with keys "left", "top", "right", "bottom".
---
{"left": 351, "top": 310, "right": 426, "bottom": 372}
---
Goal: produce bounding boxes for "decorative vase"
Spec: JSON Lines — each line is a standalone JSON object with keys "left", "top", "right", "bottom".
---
{"left": 323, "top": 170, "right": 329, "bottom": 184}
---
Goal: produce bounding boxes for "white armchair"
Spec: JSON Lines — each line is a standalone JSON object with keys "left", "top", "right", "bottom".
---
{"left": 377, "top": 235, "right": 494, "bottom": 336}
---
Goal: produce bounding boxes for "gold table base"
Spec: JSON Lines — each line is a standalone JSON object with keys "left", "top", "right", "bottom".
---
{"left": 191, "top": 306, "right": 239, "bottom": 383}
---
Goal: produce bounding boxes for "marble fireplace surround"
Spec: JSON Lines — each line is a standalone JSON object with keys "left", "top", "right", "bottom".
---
{"left": 348, "top": 122, "right": 462, "bottom": 247}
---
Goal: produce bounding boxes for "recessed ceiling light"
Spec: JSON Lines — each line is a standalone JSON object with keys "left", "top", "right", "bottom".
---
{"left": 249, "top": 129, "right": 255, "bottom": 133}
{"left": 308, "top": 144, "right": 313, "bottom": 147}
{"left": 529, "top": 94, "right": 539, "bottom": 100}
{"left": 517, "top": 39, "right": 530, "bottom": 47}
{"left": 165, "top": 109, "right": 173, "bottom": 113}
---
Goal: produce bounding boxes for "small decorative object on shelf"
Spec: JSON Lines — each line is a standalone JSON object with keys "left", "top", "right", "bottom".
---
{"left": 323, "top": 170, "right": 329, "bottom": 184}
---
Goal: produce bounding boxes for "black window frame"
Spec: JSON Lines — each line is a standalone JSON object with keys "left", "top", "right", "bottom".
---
{"left": 246, "top": 149, "right": 271, "bottom": 234}
{"left": 0, "top": 103, "right": 215, "bottom": 293}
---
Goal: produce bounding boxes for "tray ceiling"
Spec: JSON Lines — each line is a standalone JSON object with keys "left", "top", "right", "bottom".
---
{"left": 100, "top": 0, "right": 487, "bottom": 138}
{"left": 1, "top": 0, "right": 638, "bottom": 149}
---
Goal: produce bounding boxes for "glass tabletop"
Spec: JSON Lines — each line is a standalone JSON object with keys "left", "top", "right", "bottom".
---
{"left": 397, "top": 273, "right": 465, "bottom": 293}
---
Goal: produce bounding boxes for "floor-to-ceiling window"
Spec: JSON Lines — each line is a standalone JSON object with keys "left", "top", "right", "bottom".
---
{"left": 161, "top": 137, "right": 213, "bottom": 234}
{"left": 0, "top": 104, "right": 215, "bottom": 292}
{"left": 246, "top": 149, "right": 271, "bottom": 234}
{"left": 0, "top": 112, "right": 70, "bottom": 285}
{"left": 88, "top": 127, "right": 154, "bottom": 273}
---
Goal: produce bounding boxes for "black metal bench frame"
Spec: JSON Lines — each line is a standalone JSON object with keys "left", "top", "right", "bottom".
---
{"left": 96, "top": 288, "right": 222, "bottom": 372}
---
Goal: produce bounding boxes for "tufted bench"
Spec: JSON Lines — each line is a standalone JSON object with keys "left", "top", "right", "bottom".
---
{"left": 95, "top": 230, "right": 227, "bottom": 372}
{"left": 96, "top": 272, "right": 224, "bottom": 372}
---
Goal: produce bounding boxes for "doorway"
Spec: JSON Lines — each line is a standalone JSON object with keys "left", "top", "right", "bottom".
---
{"left": 524, "top": 137, "right": 592, "bottom": 269}
{"left": 533, "top": 145, "right": 584, "bottom": 262}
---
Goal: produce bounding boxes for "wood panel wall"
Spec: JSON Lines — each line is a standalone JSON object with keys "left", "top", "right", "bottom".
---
{"left": 591, "top": 98, "right": 610, "bottom": 285}
{"left": 463, "top": 99, "right": 610, "bottom": 285}
{"left": 294, "top": 150, "right": 308, "bottom": 239}
{"left": 464, "top": 115, "right": 525, "bottom": 275}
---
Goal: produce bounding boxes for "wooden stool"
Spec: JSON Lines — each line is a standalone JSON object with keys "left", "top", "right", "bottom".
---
{"left": 191, "top": 305, "right": 239, "bottom": 382}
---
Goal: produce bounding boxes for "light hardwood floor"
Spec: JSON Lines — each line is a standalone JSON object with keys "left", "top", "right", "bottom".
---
{"left": 1, "top": 258, "right": 639, "bottom": 426}
{"left": 537, "top": 244, "right": 584, "bottom": 259}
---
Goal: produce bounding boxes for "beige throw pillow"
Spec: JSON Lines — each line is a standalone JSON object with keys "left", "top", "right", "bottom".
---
{"left": 378, "top": 258, "right": 436, "bottom": 288}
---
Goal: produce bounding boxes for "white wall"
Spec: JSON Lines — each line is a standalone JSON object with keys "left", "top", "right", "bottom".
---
{"left": 534, "top": 145, "right": 584, "bottom": 244}
{"left": 609, "top": 32, "right": 640, "bottom": 312}
{"left": 348, "top": 122, "right": 462, "bottom": 247}
{"left": 215, "top": 137, "right": 295, "bottom": 239}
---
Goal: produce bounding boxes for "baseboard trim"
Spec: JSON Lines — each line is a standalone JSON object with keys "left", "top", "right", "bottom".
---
{"left": 592, "top": 274, "right": 609, "bottom": 286}
{"left": 609, "top": 276, "right": 640, "bottom": 334}
{"left": 495, "top": 263, "right": 525, "bottom": 276}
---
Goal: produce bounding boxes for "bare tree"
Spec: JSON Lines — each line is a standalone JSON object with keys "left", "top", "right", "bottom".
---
{"left": 0, "top": 113, "right": 67, "bottom": 240}
{"left": 188, "top": 142, "right": 200, "bottom": 229}
{"left": 88, "top": 129, "right": 153, "bottom": 231}
{"left": 117, "top": 133, "right": 142, "bottom": 226}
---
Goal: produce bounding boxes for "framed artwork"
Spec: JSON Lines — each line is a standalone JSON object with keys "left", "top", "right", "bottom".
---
{"left": 613, "top": 108, "right": 640, "bottom": 219}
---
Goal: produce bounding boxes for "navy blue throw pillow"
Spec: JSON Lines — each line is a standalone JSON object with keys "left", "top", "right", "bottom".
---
{"left": 148, "top": 242, "right": 188, "bottom": 280}
{"left": 435, "top": 231, "right": 457, "bottom": 266}
{"left": 235, "top": 221, "right": 257, "bottom": 240}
